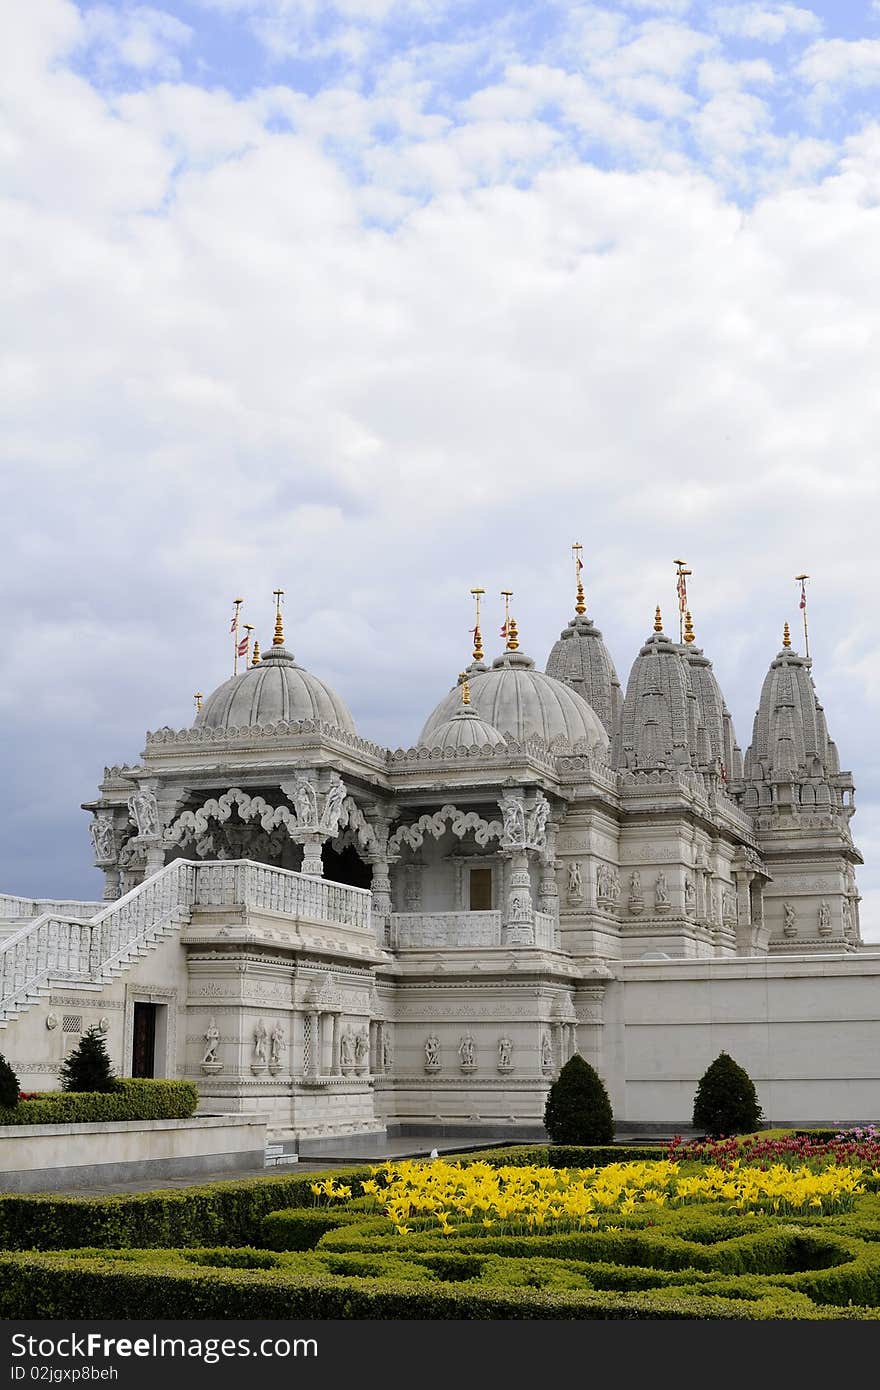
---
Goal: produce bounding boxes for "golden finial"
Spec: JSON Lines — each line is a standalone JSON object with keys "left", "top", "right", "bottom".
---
{"left": 272, "top": 588, "right": 285, "bottom": 646}
{"left": 506, "top": 616, "right": 520, "bottom": 651}
{"left": 470, "top": 588, "right": 485, "bottom": 662}
{"left": 194, "top": 692, "right": 203, "bottom": 714}
{"left": 683, "top": 610, "right": 695, "bottom": 645}
{"left": 782, "top": 621, "right": 791, "bottom": 649}
{"left": 460, "top": 672, "right": 471, "bottom": 706}
{"left": 654, "top": 605, "right": 663, "bottom": 633}
{"left": 573, "top": 542, "right": 586, "bottom": 616}
{"left": 251, "top": 639, "right": 261, "bottom": 665}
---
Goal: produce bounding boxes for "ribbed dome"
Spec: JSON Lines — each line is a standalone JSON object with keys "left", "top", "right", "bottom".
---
{"left": 744, "top": 644, "right": 839, "bottom": 784}
{"left": 195, "top": 644, "right": 356, "bottom": 734}
{"left": 682, "top": 642, "right": 743, "bottom": 779}
{"left": 619, "top": 627, "right": 705, "bottom": 770}
{"left": 420, "top": 706, "right": 507, "bottom": 752}
{"left": 545, "top": 614, "right": 623, "bottom": 739}
{"left": 418, "top": 650, "right": 609, "bottom": 752}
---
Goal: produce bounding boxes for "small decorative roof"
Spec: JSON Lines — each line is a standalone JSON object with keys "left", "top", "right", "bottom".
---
{"left": 545, "top": 613, "right": 623, "bottom": 739}
{"left": 744, "top": 639, "right": 841, "bottom": 784}
{"left": 618, "top": 618, "right": 705, "bottom": 770}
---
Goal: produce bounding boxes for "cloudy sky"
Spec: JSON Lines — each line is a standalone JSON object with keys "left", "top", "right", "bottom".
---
{"left": 2, "top": 0, "right": 879, "bottom": 937}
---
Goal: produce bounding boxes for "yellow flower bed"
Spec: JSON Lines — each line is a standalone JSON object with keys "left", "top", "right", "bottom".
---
{"left": 311, "top": 1159, "right": 866, "bottom": 1235}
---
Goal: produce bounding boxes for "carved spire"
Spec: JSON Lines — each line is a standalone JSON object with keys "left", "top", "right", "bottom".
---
{"left": 683, "top": 610, "right": 695, "bottom": 645}
{"left": 251, "top": 639, "right": 261, "bottom": 665}
{"left": 654, "top": 605, "right": 663, "bottom": 633}
{"left": 782, "top": 621, "right": 791, "bottom": 649}
{"left": 573, "top": 541, "right": 586, "bottom": 616}
{"left": 470, "top": 587, "right": 485, "bottom": 663}
{"left": 272, "top": 588, "right": 285, "bottom": 646}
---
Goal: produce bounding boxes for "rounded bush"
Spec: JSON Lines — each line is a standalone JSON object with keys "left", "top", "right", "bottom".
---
{"left": 693, "top": 1052, "right": 763, "bottom": 1138}
{"left": 0, "top": 1054, "right": 20, "bottom": 1109}
{"left": 543, "top": 1054, "right": 614, "bottom": 1145}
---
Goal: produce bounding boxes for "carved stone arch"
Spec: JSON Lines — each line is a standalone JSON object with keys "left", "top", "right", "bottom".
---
{"left": 388, "top": 803, "right": 504, "bottom": 856}
{"left": 164, "top": 787, "right": 295, "bottom": 845}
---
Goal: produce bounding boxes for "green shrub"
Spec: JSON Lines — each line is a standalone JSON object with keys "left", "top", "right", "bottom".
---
{"left": 0, "top": 1079, "right": 199, "bottom": 1127}
{"left": 543, "top": 1055, "right": 614, "bottom": 1145}
{"left": 59, "top": 1027, "right": 119, "bottom": 1093}
{"left": 261, "top": 1208, "right": 380, "bottom": 1251}
{"left": 693, "top": 1052, "right": 763, "bottom": 1138}
{"left": 0, "top": 1054, "right": 19, "bottom": 1108}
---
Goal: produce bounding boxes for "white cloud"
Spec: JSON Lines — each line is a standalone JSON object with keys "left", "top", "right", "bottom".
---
{"left": 81, "top": 5, "right": 194, "bottom": 77}
{"left": 798, "top": 37, "right": 880, "bottom": 92}
{"left": 715, "top": 5, "right": 822, "bottom": 43}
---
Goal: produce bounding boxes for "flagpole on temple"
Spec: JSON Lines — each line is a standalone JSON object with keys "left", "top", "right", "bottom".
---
{"left": 796, "top": 573, "right": 810, "bottom": 660}
{"left": 470, "top": 587, "right": 485, "bottom": 663}
{"left": 572, "top": 542, "right": 585, "bottom": 616}
{"left": 231, "top": 597, "right": 244, "bottom": 676}
{"left": 500, "top": 590, "right": 513, "bottom": 648}
{"left": 673, "top": 560, "right": 691, "bottom": 644}
{"left": 243, "top": 624, "right": 254, "bottom": 670}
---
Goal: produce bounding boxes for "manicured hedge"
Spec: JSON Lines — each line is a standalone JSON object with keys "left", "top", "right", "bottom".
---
{"left": 0, "top": 1079, "right": 199, "bottom": 1127}
{"left": 0, "top": 1169, "right": 371, "bottom": 1251}
{"left": 452, "top": 1144, "right": 666, "bottom": 1168}
{"left": 0, "top": 1246, "right": 862, "bottom": 1320}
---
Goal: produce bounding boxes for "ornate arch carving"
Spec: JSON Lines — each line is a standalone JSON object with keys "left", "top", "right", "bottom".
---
{"left": 163, "top": 788, "right": 295, "bottom": 844}
{"left": 388, "top": 803, "right": 503, "bottom": 856}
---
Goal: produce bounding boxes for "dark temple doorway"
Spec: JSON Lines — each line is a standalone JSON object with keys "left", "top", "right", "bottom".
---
{"left": 131, "top": 1003, "right": 157, "bottom": 1078}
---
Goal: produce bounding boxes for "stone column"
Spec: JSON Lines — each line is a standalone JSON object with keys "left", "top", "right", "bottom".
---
{"left": 331, "top": 1013, "right": 341, "bottom": 1075}
{"left": 144, "top": 843, "right": 165, "bottom": 876}
{"left": 734, "top": 869, "right": 755, "bottom": 954}
{"left": 307, "top": 1011, "right": 319, "bottom": 1078}
{"left": 404, "top": 860, "right": 422, "bottom": 912}
{"left": 538, "top": 823, "right": 559, "bottom": 921}
{"left": 102, "top": 868, "right": 120, "bottom": 901}
{"left": 503, "top": 849, "right": 534, "bottom": 946}
{"left": 369, "top": 852, "right": 393, "bottom": 944}
{"left": 302, "top": 834, "right": 324, "bottom": 879}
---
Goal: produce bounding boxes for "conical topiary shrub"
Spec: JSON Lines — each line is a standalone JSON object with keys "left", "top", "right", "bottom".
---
{"left": 543, "top": 1053, "right": 614, "bottom": 1145}
{"left": 0, "top": 1053, "right": 20, "bottom": 1108}
{"left": 692, "top": 1051, "right": 763, "bottom": 1138}
{"left": 59, "top": 1026, "right": 120, "bottom": 1093}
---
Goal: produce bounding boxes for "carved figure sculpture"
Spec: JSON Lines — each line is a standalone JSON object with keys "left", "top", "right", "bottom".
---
{"left": 253, "top": 1019, "right": 268, "bottom": 1064}
{"left": 320, "top": 779, "right": 347, "bottom": 835}
{"left": 382, "top": 1030, "right": 393, "bottom": 1070}
{"left": 341, "top": 1030, "right": 355, "bottom": 1068}
{"left": 89, "top": 817, "right": 115, "bottom": 861}
{"left": 354, "top": 1029, "right": 369, "bottom": 1067}
{"left": 294, "top": 780, "right": 318, "bottom": 829}
{"left": 818, "top": 900, "right": 832, "bottom": 935}
{"left": 500, "top": 797, "right": 526, "bottom": 846}
{"left": 424, "top": 1034, "right": 440, "bottom": 1068}
{"left": 842, "top": 898, "right": 853, "bottom": 935}
{"left": 567, "top": 861, "right": 583, "bottom": 900}
{"left": 202, "top": 1019, "right": 220, "bottom": 1065}
{"left": 684, "top": 877, "right": 696, "bottom": 911}
{"left": 498, "top": 1036, "right": 512, "bottom": 1069}
{"left": 541, "top": 1033, "right": 553, "bottom": 1069}
{"left": 783, "top": 901, "right": 798, "bottom": 938}
{"left": 128, "top": 789, "right": 159, "bottom": 839}
{"left": 527, "top": 795, "right": 550, "bottom": 847}
{"left": 655, "top": 871, "right": 669, "bottom": 906}
{"left": 269, "top": 1020, "right": 286, "bottom": 1065}
{"left": 458, "top": 1033, "right": 476, "bottom": 1068}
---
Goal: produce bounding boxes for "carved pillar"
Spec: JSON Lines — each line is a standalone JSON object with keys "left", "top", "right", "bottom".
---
{"left": 302, "top": 834, "right": 324, "bottom": 879}
{"left": 503, "top": 849, "right": 534, "bottom": 946}
{"left": 306, "top": 1011, "right": 319, "bottom": 1078}
{"left": 538, "top": 823, "right": 559, "bottom": 921}
{"left": 368, "top": 818, "right": 394, "bottom": 943}
{"left": 144, "top": 843, "right": 165, "bottom": 876}
{"left": 102, "top": 868, "right": 120, "bottom": 901}
{"left": 331, "top": 1012, "right": 341, "bottom": 1076}
{"left": 404, "top": 860, "right": 422, "bottom": 912}
{"left": 734, "top": 869, "right": 755, "bottom": 954}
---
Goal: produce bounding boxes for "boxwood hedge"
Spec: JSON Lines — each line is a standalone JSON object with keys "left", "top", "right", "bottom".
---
{"left": 0, "top": 1079, "right": 199, "bottom": 1126}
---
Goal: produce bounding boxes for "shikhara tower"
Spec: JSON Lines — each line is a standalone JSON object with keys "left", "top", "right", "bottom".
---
{"left": 0, "top": 561, "right": 874, "bottom": 1149}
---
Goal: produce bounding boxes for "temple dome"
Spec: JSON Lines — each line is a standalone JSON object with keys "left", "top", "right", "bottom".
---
{"left": 618, "top": 621, "right": 705, "bottom": 770}
{"left": 420, "top": 706, "right": 507, "bottom": 752}
{"left": 545, "top": 613, "right": 623, "bottom": 739}
{"left": 195, "top": 643, "right": 356, "bottom": 734}
{"left": 418, "top": 649, "right": 609, "bottom": 752}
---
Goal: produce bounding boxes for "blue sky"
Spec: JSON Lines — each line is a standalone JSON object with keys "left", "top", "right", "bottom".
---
{"left": 2, "top": 1, "right": 880, "bottom": 934}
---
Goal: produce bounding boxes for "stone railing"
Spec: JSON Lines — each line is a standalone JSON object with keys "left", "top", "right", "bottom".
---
{"left": 0, "top": 894, "right": 103, "bottom": 922}
{"left": 0, "top": 860, "right": 372, "bottom": 1021}
{"left": 533, "top": 911, "right": 559, "bottom": 949}
{"left": 390, "top": 911, "right": 502, "bottom": 949}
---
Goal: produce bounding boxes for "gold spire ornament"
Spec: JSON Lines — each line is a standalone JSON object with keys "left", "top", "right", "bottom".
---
{"left": 272, "top": 589, "right": 285, "bottom": 646}
{"left": 795, "top": 573, "right": 810, "bottom": 660}
{"left": 194, "top": 692, "right": 203, "bottom": 714}
{"left": 654, "top": 605, "right": 663, "bottom": 633}
{"left": 251, "top": 640, "right": 261, "bottom": 665}
{"left": 573, "top": 542, "right": 586, "bottom": 616}
{"left": 470, "top": 588, "right": 485, "bottom": 663}
{"left": 683, "top": 610, "right": 695, "bottom": 645}
{"left": 460, "top": 672, "right": 471, "bottom": 706}
{"left": 783, "top": 621, "right": 791, "bottom": 649}
{"left": 506, "top": 616, "right": 520, "bottom": 651}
